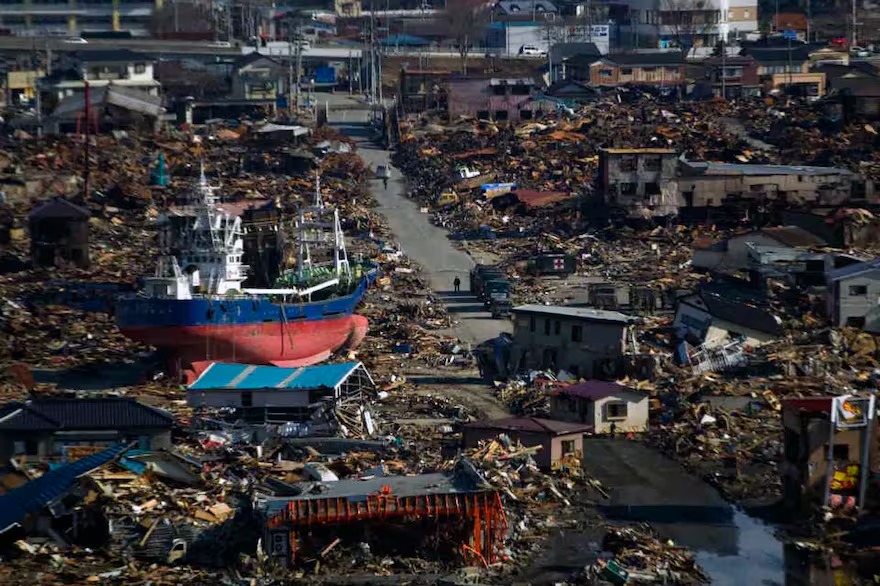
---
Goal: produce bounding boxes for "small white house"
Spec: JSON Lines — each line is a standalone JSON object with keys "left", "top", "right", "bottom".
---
{"left": 550, "top": 380, "right": 648, "bottom": 433}
{"left": 52, "top": 49, "right": 160, "bottom": 101}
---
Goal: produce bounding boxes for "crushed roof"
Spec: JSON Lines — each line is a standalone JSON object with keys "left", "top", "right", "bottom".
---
{"left": 189, "top": 361, "right": 371, "bottom": 391}
{"left": 0, "top": 444, "right": 128, "bottom": 534}
{"left": 687, "top": 291, "right": 784, "bottom": 336}
{"left": 462, "top": 416, "right": 592, "bottom": 435}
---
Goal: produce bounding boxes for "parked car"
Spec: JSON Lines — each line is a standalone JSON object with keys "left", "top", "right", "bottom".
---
{"left": 63, "top": 37, "right": 88, "bottom": 44}
{"left": 519, "top": 45, "right": 545, "bottom": 57}
{"left": 850, "top": 46, "right": 870, "bottom": 58}
{"left": 210, "top": 40, "right": 232, "bottom": 48}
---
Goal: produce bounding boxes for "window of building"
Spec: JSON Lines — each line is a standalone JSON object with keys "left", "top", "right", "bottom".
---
{"left": 530, "top": 315, "right": 536, "bottom": 332}
{"left": 643, "top": 156, "right": 661, "bottom": 171}
{"left": 620, "top": 182, "right": 638, "bottom": 195}
{"left": 829, "top": 444, "right": 850, "bottom": 461}
{"left": 477, "top": 110, "right": 490, "bottom": 120}
{"left": 849, "top": 285, "right": 868, "bottom": 296}
{"left": 744, "top": 9, "right": 750, "bottom": 17}
{"left": 494, "top": 110, "right": 509, "bottom": 121}
{"left": 242, "top": 391, "right": 253, "bottom": 407}
{"left": 134, "top": 62, "right": 146, "bottom": 74}
{"left": 520, "top": 109, "right": 533, "bottom": 120}
{"left": 607, "top": 401, "right": 628, "bottom": 420}
{"left": 599, "top": 68, "right": 613, "bottom": 77}
{"left": 554, "top": 320, "right": 561, "bottom": 335}
{"left": 645, "top": 182, "right": 661, "bottom": 195}
{"left": 571, "top": 324, "right": 583, "bottom": 342}
{"left": 544, "top": 318, "right": 551, "bottom": 335}
{"left": 621, "top": 67, "right": 633, "bottom": 75}
{"left": 561, "top": 439, "right": 576, "bottom": 455}
{"left": 642, "top": 66, "right": 657, "bottom": 72}
{"left": 492, "top": 85, "right": 506, "bottom": 96}
{"left": 847, "top": 316, "right": 866, "bottom": 328}
{"left": 619, "top": 156, "right": 636, "bottom": 172}
{"left": 511, "top": 85, "right": 530, "bottom": 95}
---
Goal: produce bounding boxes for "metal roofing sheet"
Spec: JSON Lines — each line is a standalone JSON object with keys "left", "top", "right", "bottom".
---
{"left": 0, "top": 444, "right": 128, "bottom": 534}
{"left": 189, "top": 362, "right": 363, "bottom": 391}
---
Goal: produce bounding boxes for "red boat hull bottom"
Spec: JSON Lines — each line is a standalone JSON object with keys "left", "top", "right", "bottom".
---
{"left": 121, "top": 314, "right": 369, "bottom": 383}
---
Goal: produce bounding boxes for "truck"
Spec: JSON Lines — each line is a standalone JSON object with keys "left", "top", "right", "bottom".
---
{"left": 435, "top": 190, "right": 459, "bottom": 209}
{"left": 527, "top": 253, "right": 577, "bottom": 277}
{"left": 469, "top": 264, "right": 512, "bottom": 318}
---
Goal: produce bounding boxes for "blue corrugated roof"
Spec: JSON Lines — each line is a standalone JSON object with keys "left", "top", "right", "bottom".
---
{"left": 0, "top": 444, "right": 128, "bottom": 533}
{"left": 188, "top": 362, "right": 364, "bottom": 391}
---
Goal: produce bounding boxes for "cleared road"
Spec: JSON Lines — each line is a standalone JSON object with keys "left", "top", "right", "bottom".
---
{"left": 324, "top": 94, "right": 511, "bottom": 346}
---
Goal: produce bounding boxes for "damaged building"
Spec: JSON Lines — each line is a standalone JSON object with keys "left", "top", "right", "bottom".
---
{"left": 187, "top": 361, "right": 376, "bottom": 437}
{"left": 595, "top": 148, "right": 873, "bottom": 222}
{"left": 255, "top": 459, "right": 507, "bottom": 567}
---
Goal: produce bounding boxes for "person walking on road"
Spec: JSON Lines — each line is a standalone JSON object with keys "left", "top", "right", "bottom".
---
{"left": 382, "top": 176, "right": 388, "bottom": 189}
{"left": 453, "top": 276, "right": 461, "bottom": 292}
{"left": 609, "top": 422, "right": 617, "bottom": 439}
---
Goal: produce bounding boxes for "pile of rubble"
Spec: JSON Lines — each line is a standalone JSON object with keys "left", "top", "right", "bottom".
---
{"left": 575, "top": 524, "right": 709, "bottom": 585}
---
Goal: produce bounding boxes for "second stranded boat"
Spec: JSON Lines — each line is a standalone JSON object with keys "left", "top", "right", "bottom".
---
{"left": 115, "top": 167, "right": 376, "bottom": 381}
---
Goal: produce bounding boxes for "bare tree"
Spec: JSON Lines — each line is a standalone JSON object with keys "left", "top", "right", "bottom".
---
{"left": 660, "top": 0, "right": 715, "bottom": 57}
{"left": 441, "top": 0, "right": 490, "bottom": 74}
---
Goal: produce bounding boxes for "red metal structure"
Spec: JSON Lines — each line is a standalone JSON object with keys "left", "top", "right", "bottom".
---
{"left": 266, "top": 486, "right": 508, "bottom": 566}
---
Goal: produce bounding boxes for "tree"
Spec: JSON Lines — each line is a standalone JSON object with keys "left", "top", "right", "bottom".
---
{"left": 441, "top": 0, "right": 490, "bottom": 74}
{"left": 661, "top": 0, "right": 715, "bottom": 58}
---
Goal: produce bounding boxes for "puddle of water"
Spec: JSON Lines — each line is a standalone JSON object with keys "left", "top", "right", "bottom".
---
{"left": 695, "top": 510, "right": 784, "bottom": 586}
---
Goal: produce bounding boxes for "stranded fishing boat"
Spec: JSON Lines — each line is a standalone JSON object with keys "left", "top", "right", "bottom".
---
{"left": 115, "top": 167, "right": 376, "bottom": 382}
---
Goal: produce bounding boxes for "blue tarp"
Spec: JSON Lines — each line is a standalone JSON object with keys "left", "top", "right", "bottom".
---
{"left": 380, "top": 34, "right": 430, "bottom": 47}
{"left": 189, "top": 362, "right": 367, "bottom": 391}
{"left": 0, "top": 444, "right": 128, "bottom": 533}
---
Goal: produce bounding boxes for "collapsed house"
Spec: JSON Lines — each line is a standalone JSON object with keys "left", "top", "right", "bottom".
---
{"left": 187, "top": 361, "right": 377, "bottom": 437}
{"left": 255, "top": 459, "right": 507, "bottom": 567}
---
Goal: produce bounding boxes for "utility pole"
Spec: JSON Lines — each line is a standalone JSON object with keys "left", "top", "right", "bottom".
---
{"left": 721, "top": 38, "right": 726, "bottom": 99}
{"left": 295, "top": 19, "right": 303, "bottom": 113}
{"left": 806, "top": 0, "right": 811, "bottom": 42}
{"left": 852, "top": 0, "right": 858, "bottom": 48}
{"left": 288, "top": 18, "right": 294, "bottom": 115}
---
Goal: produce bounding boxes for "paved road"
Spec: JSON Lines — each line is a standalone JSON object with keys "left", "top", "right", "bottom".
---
{"left": 584, "top": 439, "right": 784, "bottom": 586}
{"left": 324, "top": 94, "right": 511, "bottom": 346}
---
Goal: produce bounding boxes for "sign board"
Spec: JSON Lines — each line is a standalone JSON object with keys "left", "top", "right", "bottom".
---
{"left": 783, "top": 29, "right": 798, "bottom": 41}
{"left": 831, "top": 395, "right": 872, "bottom": 429}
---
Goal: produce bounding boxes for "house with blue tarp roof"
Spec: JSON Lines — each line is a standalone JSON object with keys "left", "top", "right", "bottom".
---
{"left": 186, "top": 362, "right": 375, "bottom": 431}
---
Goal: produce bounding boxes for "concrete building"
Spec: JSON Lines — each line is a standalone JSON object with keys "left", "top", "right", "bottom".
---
{"left": 509, "top": 304, "right": 631, "bottom": 378}
{"left": 550, "top": 380, "right": 648, "bottom": 433}
{"left": 28, "top": 197, "right": 90, "bottom": 268}
{"left": 597, "top": 148, "right": 681, "bottom": 219}
{"left": 677, "top": 160, "right": 867, "bottom": 220}
{"left": 0, "top": 0, "right": 162, "bottom": 37}
{"left": 0, "top": 398, "right": 173, "bottom": 464}
{"left": 825, "top": 258, "right": 880, "bottom": 331}
{"left": 397, "top": 68, "right": 450, "bottom": 115}
{"left": 602, "top": 0, "right": 758, "bottom": 53}
{"left": 692, "top": 225, "right": 826, "bottom": 272}
{"left": 461, "top": 416, "right": 591, "bottom": 470}
{"left": 446, "top": 76, "right": 545, "bottom": 122}
{"left": 674, "top": 289, "right": 783, "bottom": 348}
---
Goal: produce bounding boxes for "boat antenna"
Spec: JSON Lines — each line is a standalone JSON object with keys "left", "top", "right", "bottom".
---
{"left": 314, "top": 171, "right": 323, "bottom": 208}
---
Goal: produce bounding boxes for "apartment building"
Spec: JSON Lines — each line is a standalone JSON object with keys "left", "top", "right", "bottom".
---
{"left": 601, "top": 0, "right": 758, "bottom": 53}
{"left": 0, "top": 0, "right": 167, "bottom": 37}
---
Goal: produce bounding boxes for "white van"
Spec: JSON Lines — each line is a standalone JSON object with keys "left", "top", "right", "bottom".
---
{"left": 519, "top": 45, "right": 545, "bottom": 57}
